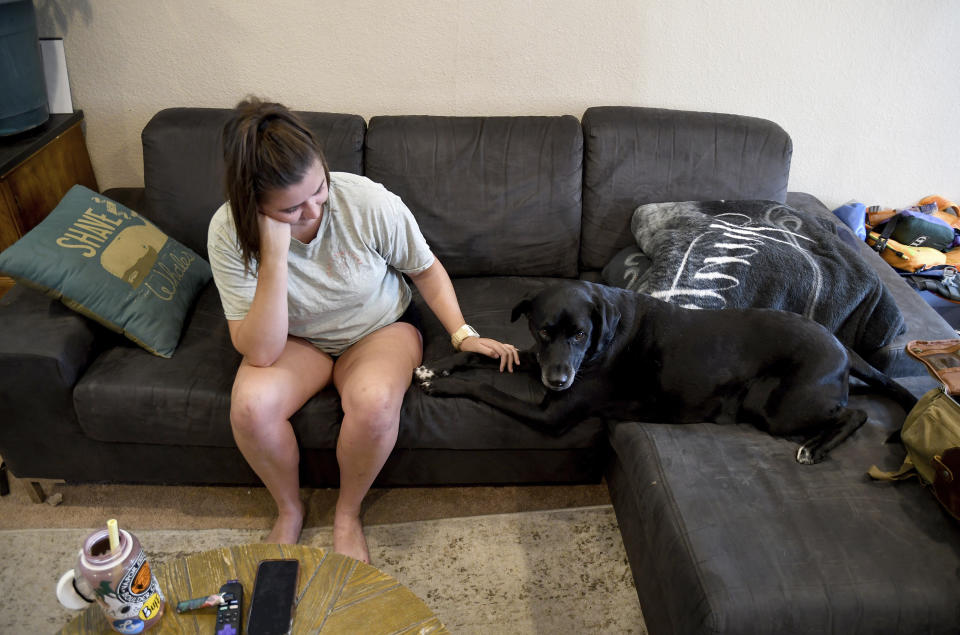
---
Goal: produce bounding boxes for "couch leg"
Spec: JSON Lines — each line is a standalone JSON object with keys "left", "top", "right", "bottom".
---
{"left": 0, "top": 462, "right": 8, "bottom": 496}
{"left": 24, "top": 480, "right": 46, "bottom": 504}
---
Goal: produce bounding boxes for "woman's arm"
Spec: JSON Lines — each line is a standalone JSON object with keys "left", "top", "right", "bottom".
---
{"left": 226, "top": 215, "right": 292, "bottom": 366}
{"left": 409, "top": 259, "right": 520, "bottom": 372}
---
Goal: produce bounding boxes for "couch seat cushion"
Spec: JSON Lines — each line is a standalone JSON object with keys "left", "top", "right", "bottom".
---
{"left": 606, "top": 390, "right": 960, "bottom": 635}
{"left": 75, "top": 276, "right": 606, "bottom": 454}
{"left": 74, "top": 282, "right": 251, "bottom": 446}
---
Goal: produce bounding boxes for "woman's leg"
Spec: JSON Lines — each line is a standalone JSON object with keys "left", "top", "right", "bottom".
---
{"left": 332, "top": 321, "right": 423, "bottom": 563}
{"left": 231, "top": 337, "right": 334, "bottom": 544}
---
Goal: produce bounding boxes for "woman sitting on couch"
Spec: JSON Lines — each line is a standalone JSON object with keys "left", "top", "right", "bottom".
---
{"left": 207, "top": 97, "right": 519, "bottom": 562}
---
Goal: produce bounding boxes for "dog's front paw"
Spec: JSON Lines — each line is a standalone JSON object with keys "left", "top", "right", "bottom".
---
{"left": 418, "top": 375, "right": 467, "bottom": 398}
{"left": 414, "top": 364, "right": 453, "bottom": 388}
{"left": 415, "top": 366, "right": 443, "bottom": 395}
{"left": 414, "top": 365, "right": 435, "bottom": 384}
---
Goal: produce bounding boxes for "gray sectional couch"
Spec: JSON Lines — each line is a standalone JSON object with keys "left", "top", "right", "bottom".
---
{"left": 1, "top": 105, "right": 958, "bottom": 633}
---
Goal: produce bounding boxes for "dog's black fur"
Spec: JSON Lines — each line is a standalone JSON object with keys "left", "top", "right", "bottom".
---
{"left": 416, "top": 280, "right": 917, "bottom": 464}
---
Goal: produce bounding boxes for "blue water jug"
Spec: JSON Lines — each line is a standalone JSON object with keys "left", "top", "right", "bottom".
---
{"left": 0, "top": 0, "right": 49, "bottom": 136}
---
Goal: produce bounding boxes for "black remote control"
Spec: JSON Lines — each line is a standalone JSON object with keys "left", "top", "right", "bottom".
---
{"left": 215, "top": 580, "right": 242, "bottom": 635}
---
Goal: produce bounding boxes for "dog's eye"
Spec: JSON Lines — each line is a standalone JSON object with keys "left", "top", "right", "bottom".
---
{"left": 575, "top": 330, "right": 586, "bottom": 341}
{"left": 538, "top": 329, "right": 549, "bottom": 339}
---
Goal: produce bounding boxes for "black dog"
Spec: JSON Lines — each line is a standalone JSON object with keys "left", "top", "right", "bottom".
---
{"left": 416, "top": 280, "right": 916, "bottom": 464}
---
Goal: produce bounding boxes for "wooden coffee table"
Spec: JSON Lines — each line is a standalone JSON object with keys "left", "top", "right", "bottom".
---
{"left": 60, "top": 543, "right": 449, "bottom": 634}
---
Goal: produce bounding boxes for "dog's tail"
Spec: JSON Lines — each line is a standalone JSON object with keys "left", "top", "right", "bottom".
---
{"left": 847, "top": 347, "right": 918, "bottom": 411}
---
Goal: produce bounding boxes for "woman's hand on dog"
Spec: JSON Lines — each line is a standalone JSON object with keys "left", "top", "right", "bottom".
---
{"left": 459, "top": 337, "right": 520, "bottom": 372}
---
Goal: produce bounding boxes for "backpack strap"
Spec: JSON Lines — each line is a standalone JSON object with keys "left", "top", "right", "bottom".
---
{"left": 868, "top": 456, "right": 919, "bottom": 481}
{"left": 903, "top": 267, "right": 960, "bottom": 302}
{"left": 869, "top": 213, "right": 898, "bottom": 254}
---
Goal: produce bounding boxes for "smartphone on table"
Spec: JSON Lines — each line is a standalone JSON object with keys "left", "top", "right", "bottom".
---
{"left": 247, "top": 559, "right": 299, "bottom": 635}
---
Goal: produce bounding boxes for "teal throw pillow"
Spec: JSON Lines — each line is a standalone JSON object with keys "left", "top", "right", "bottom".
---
{"left": 0, "top": 185, "right": 211, "bottom": 357}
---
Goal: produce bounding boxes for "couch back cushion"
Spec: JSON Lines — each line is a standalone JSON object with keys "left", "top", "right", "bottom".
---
{"left": 580, "top": 106, "right": 792, "bottom": 271}
{"left": 365, "top": 115, "right": 582, "bottom": 277}
{"left": 141, "top": 107, "right": 366, "bottom": 259}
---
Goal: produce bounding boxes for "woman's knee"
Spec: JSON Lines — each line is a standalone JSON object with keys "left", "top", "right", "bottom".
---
{"left": 341, "top": 384, "right": 403, "bottom": 436}
{"left": 230, "top": 378, "right": 287, "bottom": 437}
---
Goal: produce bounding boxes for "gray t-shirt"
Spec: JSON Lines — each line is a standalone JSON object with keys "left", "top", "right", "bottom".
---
{"left": 208, "top": 172, "right": 435, "bottom": 355}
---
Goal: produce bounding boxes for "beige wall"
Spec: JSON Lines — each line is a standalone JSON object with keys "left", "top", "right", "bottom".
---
{"left": 35, "top": 0, "right": 959, "bottom": 210}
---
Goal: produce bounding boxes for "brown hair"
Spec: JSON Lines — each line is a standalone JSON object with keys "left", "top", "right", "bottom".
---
{"left": 222, "top": 97, "right": 330, "bottom": 271}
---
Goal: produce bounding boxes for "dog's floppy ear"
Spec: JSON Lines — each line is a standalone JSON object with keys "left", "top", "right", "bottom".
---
{"left": 511, "top": 298, "right": 533, "bottom": 322}
{"left": 590, "top": 292, "right": 621, "bottom": 354}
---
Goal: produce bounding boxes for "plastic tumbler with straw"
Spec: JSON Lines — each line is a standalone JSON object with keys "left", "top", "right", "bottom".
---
{"left": 56, "top": 519, "right": 166, "bottom": 632}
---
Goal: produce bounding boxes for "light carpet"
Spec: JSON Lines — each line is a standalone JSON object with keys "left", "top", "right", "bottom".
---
{"left": 0, "top": 507, "right": 646, "bottom": 633}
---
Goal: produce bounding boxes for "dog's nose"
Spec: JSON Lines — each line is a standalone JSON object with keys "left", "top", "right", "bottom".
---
{"left": 543, "top": 367, "right": 573, "bottom": 391}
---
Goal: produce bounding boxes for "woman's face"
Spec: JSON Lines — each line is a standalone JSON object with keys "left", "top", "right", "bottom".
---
{"left": 258, "top": 159, "right": 328, "bottom": 227}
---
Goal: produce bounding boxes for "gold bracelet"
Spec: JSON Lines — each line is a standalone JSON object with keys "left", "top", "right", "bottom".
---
{"left": 451, "top": 324, "right": 480, "bottom": 350}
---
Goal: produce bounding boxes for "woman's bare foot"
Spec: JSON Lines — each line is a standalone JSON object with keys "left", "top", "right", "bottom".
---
{"left": 264, "top": 500, "right": 304, "bottom": 544}
{"left": 333, "top": 511, "right": 370, "bottom": 564}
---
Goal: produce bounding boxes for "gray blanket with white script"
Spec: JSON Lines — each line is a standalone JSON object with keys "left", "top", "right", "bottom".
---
{"left": 615, "top": 200, "right": 904, "bottom": 355}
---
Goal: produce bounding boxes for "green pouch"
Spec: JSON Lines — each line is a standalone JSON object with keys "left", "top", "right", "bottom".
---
{"left": 879, "top": 208, "right": 957, "bottom": 252}
{"left": 869, "top": 339, "right": 960, "bottom": 520}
